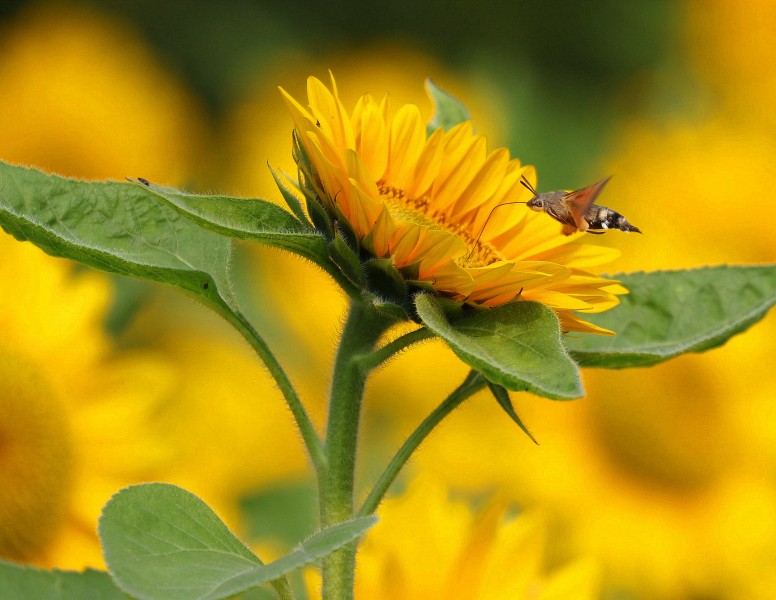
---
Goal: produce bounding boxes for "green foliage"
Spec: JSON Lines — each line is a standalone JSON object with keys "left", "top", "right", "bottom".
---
{"left": 0, "top": 562, "right": 129, "bottom": 600}
{"left": 363, "top": 258, "right": 407, "bottom": 307}
{"left": 5, "top": 115, "right": 776, "bottom": 600}
{"left": 0, "top": 162, "right": 236, "bottom": 310}
{"left": 566, "top": 265, "right": 776, "bottom": 368}
{"left": 487, "top": 382, "right": 538, "bottom": 444}
{"left": 330, "top": 234, "right": 366, "bottom": 288}
{"left": 267, "top": 163, "right": 309, "bottom": 225}
{"left": 98, "top": 483, "right": 376, "bottom": 600}
{"left": 128, "top": 177, "right": 332, "bottom": 266}
{"left": 425, "top": 79, "right": 470, "bottom": 134}
{"left": 415, "top": 294, "right": 583, "bottom": 400}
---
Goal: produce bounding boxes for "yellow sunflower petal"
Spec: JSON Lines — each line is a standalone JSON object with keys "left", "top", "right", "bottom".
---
{"left": 347, "top": 179, "right": 386, "bottom": 237}
{"left": 523, "top": 290, "right": 594, "bottom": 311}
{"left": 449, "top": 147, "right": 510, "bottom": 222}
{"left": 307, "top": 75, "right": 354, "bottom": 151}
{"left": 304, "top": 130, "right": 350, "bottom": 201}
{"left": 467, "top": 265, "right": 554, "bottom": 306}
{"left": 527, "top": 243, "right": 623, "bottom": 270}
{"left": 603, "top": 282, "right": 629, "bottom": 295}
{"left": 470, "top": 160, "right": 530, "bottom": 237}
{"left": 385, "top": 103, "right": 426, "bottom": 190}
{"left": 344, "top": 148, "right": 381, "bottom": 197}
{"left": 413, "top": 228, "right": 469, "bottom": 276}
{"left": 352, "top": 94, "right": 389, "bottom": 180}
{"left": 559, "top": 312, "right": 616, "bottom": 336}
{"left": 406, "top": 127, "right": 445, "bottom": 200}
{"left": 279, "top": 86, "right": 317, "bottom": 148}
{"left": 432, "top": 125, "right": 488, "bottom": 211}
{"left": 365, "top": 205, "right": 397, "bottom": 259}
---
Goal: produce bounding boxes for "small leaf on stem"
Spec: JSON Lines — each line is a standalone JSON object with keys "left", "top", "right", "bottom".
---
{"left": 99, "top": 483, "right": 376, "bottom": 600}
{"left": 487, "top": 382, "right": 539, "bottom": 444}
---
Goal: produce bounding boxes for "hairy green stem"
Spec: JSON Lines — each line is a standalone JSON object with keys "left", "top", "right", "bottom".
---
{"left": 271, "top": 576, "right": 296, "bottom": 600}
{"left": 220, "top": 306, "right": 327, "bottom": 477}
{"left": 354, "top": 326, "right": 436, "bottom": 372}
{"left": 321, "top": 301, "right": 396, "bottom": 600}
{"left": 358, "top": 370, "right": 486, "bottom": 517}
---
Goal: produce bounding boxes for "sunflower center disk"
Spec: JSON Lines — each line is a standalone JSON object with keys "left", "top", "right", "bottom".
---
{"left": 377, "top": 183, "right": 505, "bottom": 268}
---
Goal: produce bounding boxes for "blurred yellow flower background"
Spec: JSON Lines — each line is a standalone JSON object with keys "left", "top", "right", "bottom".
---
{"left": 2, "top": 1, "right": 776, "bottom": 599}
{"left": 0, "top": 2, "right": 206, "bottom": 183}
{"left": 355, "top": 476, "right": 602, "bottom": 600}
{"left": 0, "top": 2, "right": 307, "bottom": 571}
{"left": 305, "top": 476, "right": 601, "bottom": 600}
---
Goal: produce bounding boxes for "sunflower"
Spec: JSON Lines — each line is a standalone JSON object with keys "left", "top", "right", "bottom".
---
{"left": 303, "top": 475, "right": 601, "bottom": 599}
{"left": 0, "top": 231, "right": 172, "bottom": 568}
{"left": 280, "top": 74, "right": 625, "bottom": 334}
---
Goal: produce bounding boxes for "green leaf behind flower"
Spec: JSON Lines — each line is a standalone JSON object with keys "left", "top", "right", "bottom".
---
{"left": 99, "top": 483, "right": 377, "bottom": 600}
{"left": 415, "top": 294, "right": 583, "bottom": 399}
{"left": 129, "top": 177, "right": 369, "bottom": 299}
{"left": 127, "top": 178, "right": 331, "bottom": 263}
{"left": 566, "top": 264, "right": 776, "bottom": 368}
{"left": 425, "top": 79, "right": 470, "bottom": 134}
{"left": 0, "top": 562, "right": 129, "bottom": 600}
{"left": 0, "top": 161, "right": 236, "bottom": 310}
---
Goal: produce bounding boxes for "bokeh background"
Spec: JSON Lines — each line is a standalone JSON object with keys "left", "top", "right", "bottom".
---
{"left": 1, "top": 1, "right": 775, "bottom": 598}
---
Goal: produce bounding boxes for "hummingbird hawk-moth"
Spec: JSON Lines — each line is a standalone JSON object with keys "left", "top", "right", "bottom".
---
{"left": 520, "top": 175, "right": 641, "bottom": 236}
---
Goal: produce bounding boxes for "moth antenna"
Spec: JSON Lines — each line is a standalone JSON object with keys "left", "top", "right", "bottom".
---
{"left": 520, "top": 174, "right": 537, "bottom": 195}
{"left": 465, "top": 201, "right": 526, "bottom": 262}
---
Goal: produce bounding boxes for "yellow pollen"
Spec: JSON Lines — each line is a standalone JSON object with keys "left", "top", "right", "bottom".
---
{"left": 377, "top": 182, "right": 505, "bottom": 267}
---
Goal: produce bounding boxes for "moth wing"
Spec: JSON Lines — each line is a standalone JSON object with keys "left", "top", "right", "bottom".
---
{"left": 561, "top": 223, "right": 578, "bottom": 236}
{"left": 563, "top": 176, "right": 611, "bottom": 230}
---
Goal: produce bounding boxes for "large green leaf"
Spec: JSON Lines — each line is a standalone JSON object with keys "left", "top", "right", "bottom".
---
{"left": 99, "top": 483, "right": 376, "bottom": 600}
{"left": 128, "top": 178, "right": 331, "bottom": 265}
{"left": 566, "top": 264, "right": 776, "bottom": 368}
{"left": 415, "top": 294, "right": 583, "bottom": 399}
{"left": 425, "top": 79, "right": 470, "bottom": 134}
{"left": 0, "top": 161, "right": 235, "bottom": 310}
{"left": 0, "top": 562, "right": 129, "bottom": 600}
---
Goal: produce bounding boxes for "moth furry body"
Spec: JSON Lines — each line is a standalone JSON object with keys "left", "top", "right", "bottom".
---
{"left": 525, "top": 177, "right": 641, "bottom": 236}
